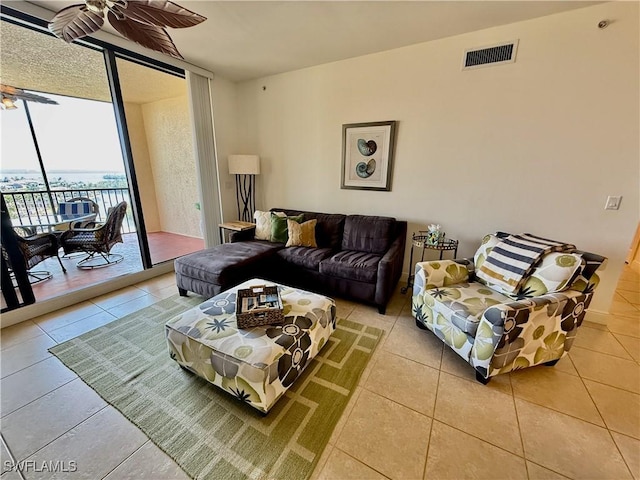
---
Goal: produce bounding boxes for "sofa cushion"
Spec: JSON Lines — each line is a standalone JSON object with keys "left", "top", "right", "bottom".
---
{"left": 175, "top": 241, "right": 282, "bottom": 286}
{"left": 286, "top": 219, "right": 318, "bottom": 247}
{"left": 308, "top": 213, "right": 346, "bottom": 250}
{"left": 319, "top": 250, "right": 381, "bottom": 283}
{"left": 271, "top": 213, "right": 303, "bottom": 244}
{"left": 424, "top": 282, "right": 511, "bottom": 337}
{"left": 342, "top": 215, "right": 395, "bottom": 254}
{"left": 277, "top": 246, "right": 334, "bottom": 270}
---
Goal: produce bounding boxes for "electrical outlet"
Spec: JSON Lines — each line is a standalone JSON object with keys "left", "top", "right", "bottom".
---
{"left": 604, "top": 195, "right": 622, "bottom": 210}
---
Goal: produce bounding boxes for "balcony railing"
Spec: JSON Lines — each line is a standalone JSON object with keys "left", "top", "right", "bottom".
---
{"left": 2, "top": 188, "right": 136, "bottom": 233}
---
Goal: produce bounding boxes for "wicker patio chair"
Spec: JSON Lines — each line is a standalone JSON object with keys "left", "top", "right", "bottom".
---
{"left": 60, "top": 201, "right": 127, "bottom": 269}
{"left": 3, "top": 227, "right": 66, "bottom": 284}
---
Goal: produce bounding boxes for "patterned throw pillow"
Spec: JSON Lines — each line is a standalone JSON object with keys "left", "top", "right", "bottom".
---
{"left": 254, "top": 210, "right": 285, "bottom": 241}
{"left": 473, "top": 234, "right": 582, "bottom": 297}
{"left": 271, "top": 213, "right": 303, "bottom": 244}
{"left": 286, "top": 219, "right": 318, "bottom": 247}
{"left": 517, "top": 252, "right": 584, "bottom": 297}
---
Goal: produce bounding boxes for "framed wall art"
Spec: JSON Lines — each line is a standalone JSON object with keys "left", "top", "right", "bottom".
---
{"left": 341, "top": 120, "right": 397, "bottom": 191}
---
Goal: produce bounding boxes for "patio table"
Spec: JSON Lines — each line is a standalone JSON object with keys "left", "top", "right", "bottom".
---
{"left": 12, "top": 213, "right": 95, "bottom": 235}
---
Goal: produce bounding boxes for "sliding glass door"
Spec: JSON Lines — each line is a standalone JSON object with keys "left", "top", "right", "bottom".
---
{"left": 115, "top": 56, "right": 204, "bottom": 265}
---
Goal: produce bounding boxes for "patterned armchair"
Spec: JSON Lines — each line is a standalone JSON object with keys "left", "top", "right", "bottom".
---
{"left": 412, "top": 233, "right": 606, "bottom": 384}
{"left": 60, "top": 202, "right": 127, "bottom": 269}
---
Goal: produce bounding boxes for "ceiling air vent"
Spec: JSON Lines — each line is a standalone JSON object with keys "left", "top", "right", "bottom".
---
{"left": 462, "top": 40, "right": 518, "bottom": 70}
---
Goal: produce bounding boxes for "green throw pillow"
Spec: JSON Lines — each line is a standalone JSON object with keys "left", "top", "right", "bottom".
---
{"left": 271, "top": 213, "right": 303, "bottom": 243}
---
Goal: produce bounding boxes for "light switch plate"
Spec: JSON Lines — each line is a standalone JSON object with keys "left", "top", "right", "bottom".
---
{"left": 605, "top": 196, "right": 622, "bottom": 210}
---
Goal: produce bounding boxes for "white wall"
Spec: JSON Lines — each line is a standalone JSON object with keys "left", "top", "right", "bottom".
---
{"left": 123, "top": 102, "right": 161, "bottom": 232}
{"left": 211, "top": 75, "right": 241, "bottom": 223}
{"left": 141, "top": 95, "right": 201, "bottom": 238}
{"left": 223, "top": 2, "right": 639, "bottom": 316}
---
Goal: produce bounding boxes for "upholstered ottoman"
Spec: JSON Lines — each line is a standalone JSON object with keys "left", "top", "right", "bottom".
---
{"left": 165, "top": 278, "right": 337, "bottom": 413}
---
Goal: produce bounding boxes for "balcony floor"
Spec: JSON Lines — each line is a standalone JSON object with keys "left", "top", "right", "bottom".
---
{"left": 18, "top": 232, "right": 204, "bottom": 304}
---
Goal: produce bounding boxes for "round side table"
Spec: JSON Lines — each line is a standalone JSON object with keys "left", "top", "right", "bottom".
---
{"left": 400, "top": 233, "right": 459, "bottom": 294}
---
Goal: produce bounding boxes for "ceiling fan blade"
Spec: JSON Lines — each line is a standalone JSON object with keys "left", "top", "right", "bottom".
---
{"left": 120, "top": 0, "right": 206, "bottom": 28}
{"left": 15, "top": 92, "right": 59, "bottom": 105}
{"left": 107, "top": 11, "right": 183, "bottom": 59}
{"left": 48, "top": 4, "right": 105, "bottom": 43}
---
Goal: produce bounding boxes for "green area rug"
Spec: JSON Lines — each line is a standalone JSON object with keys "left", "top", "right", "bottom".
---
{"left": 49, "top": 295, "right": 383, "bottom": 480}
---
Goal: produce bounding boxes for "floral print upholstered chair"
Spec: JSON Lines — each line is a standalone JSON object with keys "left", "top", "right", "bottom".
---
{"left": 412, "top": 233, "right": 606, "bottom": 384}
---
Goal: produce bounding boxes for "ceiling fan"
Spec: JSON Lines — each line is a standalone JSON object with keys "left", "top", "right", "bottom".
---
{"left": 48, "top": 0, "right": 207, "bottom": 59}
{"left": 0, "top": 84, "right": 59, "bottom": 110}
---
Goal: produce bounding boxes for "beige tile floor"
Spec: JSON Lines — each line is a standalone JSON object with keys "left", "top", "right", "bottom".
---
{"left": 1, "top": 267, "right": 639, "bottom": 480}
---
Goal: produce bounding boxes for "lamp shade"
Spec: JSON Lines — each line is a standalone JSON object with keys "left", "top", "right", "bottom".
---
{"left": 228, "top": 155, "right": 260, "bottom": 175}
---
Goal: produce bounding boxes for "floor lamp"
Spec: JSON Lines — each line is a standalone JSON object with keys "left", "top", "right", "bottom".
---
{"left": 228, "top": 155, "right": 261, "bottom": 222}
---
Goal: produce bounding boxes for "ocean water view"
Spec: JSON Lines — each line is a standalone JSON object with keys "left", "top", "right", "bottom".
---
{"left": 0, "top": 171, "right": 127, "bottom": 191}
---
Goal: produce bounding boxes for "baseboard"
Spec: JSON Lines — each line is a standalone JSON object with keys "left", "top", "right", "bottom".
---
{"left": 584, "top": 309, "right": 609, "bottom": 325}
{"left": 1, "top": 262, "right": 175, "bottom": 329}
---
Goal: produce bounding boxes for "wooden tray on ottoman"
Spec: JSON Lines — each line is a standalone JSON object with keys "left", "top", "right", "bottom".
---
{"left": 236, "top": 285, "right": 284, "bottom": 328}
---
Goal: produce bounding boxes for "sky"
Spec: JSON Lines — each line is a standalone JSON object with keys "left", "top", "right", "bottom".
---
{"left": 0, "top": 93, "right": 126, "bottom": 173}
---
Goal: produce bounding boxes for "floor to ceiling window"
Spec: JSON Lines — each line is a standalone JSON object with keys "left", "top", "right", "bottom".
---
{"left": 116, "top": 56, "right": 204, "bottom": 266}
{"left": 0, "top": 13, "right": 203, "bottom": 311}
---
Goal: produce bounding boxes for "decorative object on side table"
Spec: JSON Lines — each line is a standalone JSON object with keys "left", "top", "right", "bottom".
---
{"left": 341, "top": 121, "right": 397, "bottom": 191}
{"left": 400, "top": 230, "right": 458, "bottom": 294}
{"left": 425, "top": 223, "right": 443, "bottom": 245}
{"left": 228, "top": 154, "right": 261, "bottom": 223}
{"left": 236, "top": 284, "right": 284, "bottom": 328}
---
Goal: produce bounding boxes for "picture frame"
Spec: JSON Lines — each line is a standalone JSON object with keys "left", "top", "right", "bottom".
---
{"left": 341, "top": 120, "right": 397, "bottom": 191}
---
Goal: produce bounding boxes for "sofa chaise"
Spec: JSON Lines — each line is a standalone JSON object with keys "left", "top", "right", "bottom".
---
{"left": 175, "top": 208, "right": 407, "bottom": 314}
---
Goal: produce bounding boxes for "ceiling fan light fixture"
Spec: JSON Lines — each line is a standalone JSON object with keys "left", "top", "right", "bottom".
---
{"left": 1, "top": 96, "right": 17, "bottom": 110}
{"left": 48, "top": 0, "right": 207, "bottom": 60}
{"left": 85, "top": 0, "right": 107, "bottom": 14}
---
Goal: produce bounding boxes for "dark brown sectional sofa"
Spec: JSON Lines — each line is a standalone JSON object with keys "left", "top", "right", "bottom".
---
{"left": 174, "top": 208, "right": 407, "bottom": 314}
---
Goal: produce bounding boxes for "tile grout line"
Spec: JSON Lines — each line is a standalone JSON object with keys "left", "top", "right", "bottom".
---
{"left": 422, "top": 344, "right": 444, "bottom": 480}
{"left": 510, "top": 374, "right": 530, "bottom": 479}
{"left": 1, "top": 431, "right": 26, "bottom": 480}
{"left": 0, "top": 353, "right": 56, "bottom": 382}
{"left": 1, "top": 376, "right": 78, "bottom": 420}
{"left": 331, "top": 447, "right": 392, "bottom": 479}
{"left": 17, "top": 406, "right": 109, "bottom": 464}
{"left": 99, "top": 439, "right": 151, "bottom": 480}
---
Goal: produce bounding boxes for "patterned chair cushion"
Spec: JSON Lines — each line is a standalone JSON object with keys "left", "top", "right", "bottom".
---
{"left": 473, "top": 234, "right": 501, "bottom": 282}
{"left": 473, "top": 233, "right": 583, "bottom": 297}
{"left": 58, "top": 201, "right": 93, "bottom": 220}
{"left": 424, "top": 282, "right": 512, "bottom": 337}
{"left": 516, "top": 253, "right": 584, "bottom": 298}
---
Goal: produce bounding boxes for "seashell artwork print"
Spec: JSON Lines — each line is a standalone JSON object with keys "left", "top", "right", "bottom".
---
{"left": 356, "top": 159, "right": 376, "bottom": 178}
{"left": 357, "top": 139, "right": 377, "bottom": 156}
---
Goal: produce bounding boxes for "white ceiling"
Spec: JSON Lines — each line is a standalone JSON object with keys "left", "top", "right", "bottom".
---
{"left": 22, "top": 1, "right": 601, "bottom": 82}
